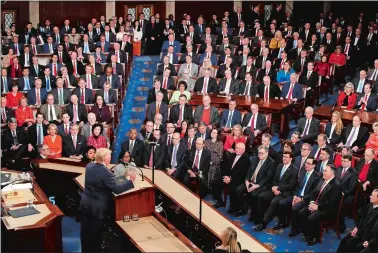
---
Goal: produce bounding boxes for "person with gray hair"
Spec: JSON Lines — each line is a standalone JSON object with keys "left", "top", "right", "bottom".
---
{"left": 178, "top": 54, "right": 198, "bottom": 77}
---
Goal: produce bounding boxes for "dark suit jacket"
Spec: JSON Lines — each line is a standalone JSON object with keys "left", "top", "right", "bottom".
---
{"left": 1, "top": 107, "right": 14, "bottom": 125}
{"left": 165, "top": 143, "right": 188, "bottom": 169}
{"left": 29, "top": 64, "right": 45, "bottom": 77}
{"left": 57, "top": 123, "right": 71, "bottom": 137}
{"left": 27, "top": 124, "right": 48, "bottom": 147}
{"left": 341, "top": 124, "right": 369, "bottom": 149}
{"left": 281, "top": 82, "right": 303, "bottom": 99}
{"left": 51, "top": 88, "right": 71, "bottom": 104}
{"left": 272, "top": 163, "right": 298, "bottom": 196}
{"left": 79, "top": 162, "right": 134, "bottom": 219}
{"left": 147, "top": 88, "right": 169, "bottom": 104}
{"left": 79, "top": 41, "right": 95, "bottom": 53}
{"left": 97, "top": 89, "right": 117, "bottom": 104}
{"left": 65, "top": 103, "right": 88, "bottom": 123}
{"left": 80, "top": 74, "right": 100, "bottom": 89}
{"left": 245, "top": 156, "right": 275, "bottom": 190}
{"left": 241, "top": 112, "right": 267, "bottom": 132}
{"left": 325, "top": 122, "right": 342, "bottom": 145}
{"left": 146, "top": 102, "right": 168, "bottom": 124}
{"left": 221, "top": 154, "right": 250, "bottom": 188}
{"left": 218, "top": 78, "right": 239, "bottom": 94}
{"left": 178, "top": 148, "right": 211, "bottom": 175}
{"left": 292, "top": 58, "right": 308, "bottom": 73}
{"left": 310, "top": 144, "right": 334, "bottom": 161}
{"left": 355, "top": 158, "right": 378, "bottom": 186}
{"left": 62, "top": 74, "right": 78, "bottom": 88}
{"left": 119, "top": 138, "right": 145, "bottom": 166}
{"left": 257, "top": 83, "right": 281, "bottom": 98}
{"left": 216, "top": 64, "right": 236, "bottom": 79}
{"left": 1, "top": 128, "right": 27, "bottom": 150}
{"left": 27, "top": 88, "right": 48, "bottom": 105}
{"left": 17, "top": 76, "right": 35, "bottom": 91}
{"left": 40, "top": 75, "right": 57, "bottom": 91}
{"left": 169, "top": 104, "right": 193, "bottom": 125}
{"left": 156, "top": 63, "right": 177, "bottom": 76}
{"left": 157, "top": 75, "right": 176, "bottom": 90}
{"left": 336, "top": 167, "right": 358, "bottom": 200}
{"left": 299, "top": 71, "right": 319, "bottom": 91}
{"left": 99, "top": 74, "right": 121, "bottom": 89}
{"left": 295, "top": 117, "right": 320, "bottom": 142}
{"left": 308, "top": 178, "right": 341, "bottom": 211}
{"left": 294, "top": 169, "right": 320, "bottom": 203}
{"left": 238, "top": 81, "right": 257, "bottom": 96}
{"left": 143, "top": 142, "right": 167, "bottom": 169}
{"left": 193, "top": 77, "right": 218, "bottom": 93}
{"left": 104, "top": 62, "right": 124, "bottom": 76}
{"left": 256, "top": 68, "right": 277, "bottom": 83}
{"left": 1, "top": 76, "right": 13, "bottom": 94}
{"left": 62, "top": 134, "right": 86, "bottom": 157}
{"left": 220, "top": 109, "right": 242, "bottom": 128}
{"left": 19, "top": 53, "right": 33, "bottom": 68}
{"left": 65, "top": 60, "right": 85, "bottom": 76}
{"left": 73, "top": 87, "right": 94, "bottom": 104}
{"left": 354, "top": 93, "right": 377, "bottom": 112}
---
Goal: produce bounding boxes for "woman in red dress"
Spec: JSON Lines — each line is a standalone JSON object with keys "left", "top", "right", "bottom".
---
{"left": 7, "top": 57, "right": 22, "bottom": 78}
{"left": 6, "top": 84, "right": 24, "bottom": 108}
{"left": 329, "top": 46, "right": 346, "bottom": 86}
{"left": 87, "top": 123, "right": 109, "bottom": 149}
{"left": 223, "top": 124, "right": 246, "bottom": 152}
{"left": 14, "top": 97, "right": 34, "bottom": 127}
{"left": 314, "top": 55, "right": 332, "bottom": 95}
{"left": 336, "top": 82, "right": 357, "bottom": 110}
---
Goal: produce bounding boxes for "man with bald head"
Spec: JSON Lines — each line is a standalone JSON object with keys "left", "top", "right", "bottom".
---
{"left": 165, "top": 132, "right": 188, "bottom": 179}
{"left": 105, "top": 54, "right": 124, "bottom": 76}
{"left": 180, "top": 137, "right": 211, "bottom": 197}
{"left": 213, "top": 143, "right": 250, "bottom": 209}
{"left": 107, "top": 42, "right": 126, "bottom": 63}
{"left": 242, "top": 103, "right": 267, "bottom": 147}
{"left": 65, "top": 94, "right": 88, "bottom": 126}
{"left": 295, "top": 106, "right": 320, "bottom": 144}
{"left": 193, "top": 95, "right": 220, "bottom": 129}
{"left": 119, "top": 128, "right": 145, "bottom": 167}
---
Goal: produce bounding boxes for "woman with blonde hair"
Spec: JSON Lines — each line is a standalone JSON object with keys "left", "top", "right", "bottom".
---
{"left": 223, "top": 124, "right": 246, "bottom": 152}
{"left": 336, "top": 82, "right": 357, "bottom": 110}
{"left": 269, "top": 31, "right": 283, "bottom": 49}
{"left": 199, "top": 59, "right": 216, "bottom": 78}
{"left": 43, "top": 123, "right": 62, "bottom": 158}
{"left": 214, "top": 227, "right": 241, "bottom": 253}
{"left": 325, "top": 111, "right": 343, "bottom": 146}
{"left": 366, "top": 122, "right": 378, "bottom": 158}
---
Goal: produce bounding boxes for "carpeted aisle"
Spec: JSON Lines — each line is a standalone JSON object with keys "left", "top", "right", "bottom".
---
{"left": 111, "top": 56, "right": 160, "bottom": 163}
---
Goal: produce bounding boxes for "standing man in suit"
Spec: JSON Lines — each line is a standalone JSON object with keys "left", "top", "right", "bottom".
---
{"left": 255, "top": 152, "right": 298, "bottom": 231}
{"left": 146, "top": 91, "right": 168, "bottom": 124}
{"left": 1, "top": 68, "right": 12, "bottom": 94}
{"left": 51, "top": 77, "right": 71, "bottom": 105}
{"left": 57, "top": 113, "right": 71, "bottom": 137}
{"left": 119, "top": 128, "right": 145, "bottom": 167}
{"left": 338, "top": 116, "right": 369, "bottom": 152}
{"left": 62, "top": 124, "right": 87, "bottom": 158}
{"left": 220, "top": 99, "right": 242, "bottom": 131}
{"left": 161, "top": 33, "right": 182, "bottom": 54}
{"left": 241, "top": 103, "right": 267, "bottom": 147}
{"left": 39, "top": 94, "right": 62, "bottom": 124}
{"left": 299, "top": 62, "right": 319, "bottom": 95}
{"left": 298, "top": 164, "right": 341, "bottom": 246}
{"left": 295, "top": 106, "right": 320, "bottom": 144}
{"left": 79, "top": 148, "right": 136, "bottom": 253}
{"left": 213, "top": 143, "right": 250, "bottom": 208}
{"left": 169, "top": 94, "right": 193, "bottom": 126}
{"left": 142, "top": 129, "right": 167, "bottom": 170}
{"left": 66, "top": 94, "right": 88, "bottom": 126}
{"left": 165, "top": 132, "right": 187, "bottom": 179}
{"left": 19, "top": 45, "right": 32, "bottom": 67}
{"left": 157, "top": 68, "right": 176, "bottom": 90}
{"left": 280, "top": 157, "right": 321, "bottom": 233}
{"left": 355, "top": 83, "right": 377, "bottom": 112}
{"left": 193, "top": 95, "right": 220, "bottom": 129}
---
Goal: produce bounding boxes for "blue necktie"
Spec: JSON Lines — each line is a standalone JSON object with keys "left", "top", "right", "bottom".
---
{"left": 24, "top": 77, "right": 30, "bottom": 90}
{"left": 46, "top": 77, "right": 51, "bottom": 91}
{"left": 226, "top": 111, "right": 233, "bottom": 128}
{"left": 299, "top": 172, "right": 310, "bottom": 197}
{"left": 37, "top": 125, "right": 43, "bottom": 145}
{"left": 3, "top": 77, "right": 8, "bottom": 92}
{"left": 280, "top": 165, "right": 287, "bottom": 179}
{"left": 171, "top": 146, "right": 177, "bottom": 168}
{"left": 84, "top": 42, "right": 89, "bottom": 53}
{"left": 293, "top": 40, "right": 297, "bottom": 49}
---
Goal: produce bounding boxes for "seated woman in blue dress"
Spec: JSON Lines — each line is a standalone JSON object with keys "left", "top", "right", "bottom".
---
{"left": 276, "top": 61, "right": 295, "bottom": 84}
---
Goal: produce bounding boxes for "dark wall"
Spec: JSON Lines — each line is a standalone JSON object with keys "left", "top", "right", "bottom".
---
{"left": 292, "top": 1, "right": 323, "bottom": 24}
{"left": 2, "top": 1, "right": 30, "bottom": 28}
{"left": 39, "top": 1, "right": 106, "bottom": 26}
{"left": 175, "top": 1, "right": 233, "bottom": 23}
{"left": 330, "top": 2, "right": 377, "bottom": 26}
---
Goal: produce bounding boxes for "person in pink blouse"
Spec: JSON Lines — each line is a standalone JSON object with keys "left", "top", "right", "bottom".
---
{"left": 86, "top": 123, "right": 108, "bottom": 149}
{"left": 366, "top": 122, "right": 378, "bottom": 159}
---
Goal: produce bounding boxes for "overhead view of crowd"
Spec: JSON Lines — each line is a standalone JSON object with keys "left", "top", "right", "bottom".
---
{"left": 2, "top": 3, "right": 378, "bottom": 251}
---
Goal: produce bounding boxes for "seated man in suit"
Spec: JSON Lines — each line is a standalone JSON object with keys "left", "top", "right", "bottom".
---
{"left": 257, "top": 76, "right": 281, "bottom": 99}
{"left": 355, "top": 83, "right": 377, "bottom": 112}
{"left": 193, "top": 95, "right": 220, "bottom": 129}
{"left": 51, "top": 77, "right": 71, "bottom": 105}
{"left": 220, "top": 99, "right": 242, "bottom": 132}
{"left": 157, "top": 68, "right": 176, "bottom": 90}
{"left": 295, "top": 106, "right": 320, "bottom": 144}
{"left": 60, "top": 66, "right": 78, "bottom": 88}
{"left": 178, "top": 55, "right": 199, "bottom": 77}
{"left": 66, "top": 94, "right": 88, "bottom": 126}
{"left": 41, "top": 67, "right": 57, "bottom": 92}
{"left": 97, "top": 81, "right": 117, "bottom": 104}
{"left": 106, "top": 42, "right": 126, "bottom": 64}
{"left": 193, "top": 69, "right": 218, "bottom": 94}
{"left": 140, "top": 121, "right": 154, "bottom": 143}
{"left": 27, "top": 78, "right": 47, "bottom": 105}
{"left": 147, "top": 78, "right": 169, "bottom": 104}
{"left": 290, "top": 131, "right": 303, "bottom": 157}
{"left": 142, "top": 129, "right": 166, "bottom": 170}
{"left": 355, "top": 148, "right": 378, "bottom": 192}
{"left": 80, "top": 112, "right": 106, "bottom": 141}
{"left": 146, "top": 91, "right": 168, "bottom": 124}
{"left": 195, "top": 122, "right": 211, "bottom": 141}
{"left": 161, "top": 46, "right": 178, "bottom": 65}
{"left": 213, "top": 142, "right": 250, "bottom": 208}
{"left": 119, "top": 128, "right": 145, "bottom": 167}
{"left": 161, "top": 123, "right": 176, "bottom": 146}
{"left": 161, "top": 33, "right": 182, "bottom": 54}
{"left": 62, "top": 124, "right": 87, "bottom": 159}
{"left": 73, "top": 79, "right": 94, "bottom": 105}
{"left": 169, "top": 94, "right": 193, "bottom": 126}
{"left": 277, "top": 156, "right": 321, "bottom": 232}
{"left": 165, "top": 132, "right": 188, "bottom": 179}
{"left": 80, "top": 65, "right": 99, "bottom": 89}
{"left": 241, "top": 103, "right": 267, "bottom": 147}
{"left": 18, "top": 67, "right": 35, "bottom": 92}
{"left": 179, "top": 137, "right": 211, "bottom": 197}
{"left": 198, "top": 45, "right": 218, "bottom": 66}
{"left": 95, "top": 35, "right": 110, "bottom": 53}
{"left": 58, "top": 113, "right": 72, "bottom": 137}
{"left": 29, "top": 56, "right": 44, "bottom": 77}
{"left": 87, "top": 55, "right": 103, "bottom": 75}
{"left": 156, "top": 56, "right": 177, "bottom": 76}
{"left": 26, "top": 113, "right": 48, "bottom": 158}
{"left": 42, "top": 36, "right": 56, "bottom": 54}
{"left": 218, "top": 70, "right": 239, "bottom": 95}
{"left": 99, "top": 66, "right": 121, "bottom": 89}
{"left": 298, "top": 164, "right": 341, "bottom": 246}
{"left": 217, "top": 56, "right": 236, "bottom": 78}
{"left": 47, "top": 54, "right": 63, "bottom": 77}
{"left": 1, "top": 118, "right": 27, "bottom": 169}
{"left": 254, "top": 48, "right": 271, "bottom": 69}
{"left": 105, "top": 55, "right": 124, "bottom": 76}
{"left": 93, "top": 46, "right": 107, "bottom": 63}
{"left": 281, "top": 73, "right": 303, "bottom": 101}
{"left": 294, "top": 142, "right": 312, "bottom": 175}
{"left": 39, "top": 94, "right": 62, "bottom": 124}
{"left": 238, "top": 72, "right": 257, "bottom": 96}
{"left": 1, "top": 97, "right": 14, "bottom": 129}
{"left": 353, "top": 70, "right": 370, "bottom": 94}
{"left": 19, "top": 45, "right": 32, "bottom": 68}
{"left": 255, "top": 152, "right": 298, "bottom": 231}
{"left": 310, "top": 134, "right": 334, "bottom": 161}
{"left": 256, "top": 60, "right": 277, "bottom": 83}
{"left": 337, "top": 115, "right": 369, "bottom": 152}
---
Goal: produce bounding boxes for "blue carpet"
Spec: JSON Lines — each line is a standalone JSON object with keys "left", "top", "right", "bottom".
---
{"left": 62, "top": 216, "right": 81, "bottom": 252}
{"left": 111, "top": 56, "right": 160, "bottom": 163}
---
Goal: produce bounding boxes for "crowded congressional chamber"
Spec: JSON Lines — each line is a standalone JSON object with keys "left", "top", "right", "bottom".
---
{"left": 2, "top": 1, "right": 378, "bottom": 252}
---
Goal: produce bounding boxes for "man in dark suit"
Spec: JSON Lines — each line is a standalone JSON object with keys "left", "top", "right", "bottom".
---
{"left": 299, "top": 62, "right": 319, "bottom": 93}
{"left": 107, "top": 43, "right": 126, "bottom": 64}
{"left": 290, "top": 131, "right": 303, "bottom": 157}
{"left": 73, "top": 79, "right": 94, "bottom": 104}
{"left": 216, "top": 57, "right": 236, "bottom": 78}
{"left": 294, "top": 143, "right": 312, "bottom": 176}
{"left": 96, "top": 81, "right": 117, "bottom": 104}
{"left": 336, "top": 188, "right": 378, "bottom": 253}
{"left": 195, "top": 122, "right": 211, "bottom": 141}
{"left": 310, "top": 134, "right": 334, "bottom": 161}
{"left": 156, "top": 57, "right": 177, "bottom": 76}
{"left": 40, "top": 67, "right": 57, "bottom": 92}
{"left": 140, "top": 121, "right": 154, "bottom": 143}
{"left": 193, "top": 69, "right": 218, "bottom": 94}
{"left": 95, "top": 35, "right": 111, "bottom": 53}
{"left": 62, "top": 124, "right": 87, "bottom": 158}
{"left": 355, "top": 83, "right": 377, "bottom": 112}
{"left": 29, "top": 56, "right": 45, "bottom": 77}
{"left": 254, "top": 152, "right": 298, "bottom": 231}
{"left": 79, "top": 148, "right": 136, "bottom": 253}
{"left": 355, "top": 148, "right": 378, "bottom": 192}
{"left": 281, "top": 73, "right": 303, "bottom": 100}
{"left": 65, "top": 94, "right": 88, "bottom": 125}
{"left": 257, "top": 76, "right": 281, "bottom": 99}
{"left": 119, "top": 128, "right": 145, "bottom": 167}
{"left": 338, "top": 116, "right": 369, "bottom": 152}
{"left": 254, "top": 48, "right": 271, "bottom": 69}
{"left": 42, "top": 36, "right": 57, "bottom": 54}
{"left": 279, "top": 157, "right": 320, "bottom": 232}
{"left": 242, "top": 103, "right": 267, "bottom": 146}
{"left": 1, "top": 68, "right": 12, "bottom": 94}
{"left": 165, "top": 133, "right": 188, "bottom": 179}
{"left": 57, "top": 113, "right": 72, "bottom": 137}
{"left": 99, "top": 67, "right": 121, "bottom": 89}
{"left": 18, "top": 68, "right": 35, "bottom": 91}
{"left": 146, "top": 91, "right": 168, "bottom": 124}
{"left": 156, "top": 69, "right": 176, "bottom": 90}
{"left": 66, "top": 51, "right": 85, "bottom": 76}
{"left": 27, "top": 113, "right": 48, "bottom": 158}
{"left": 1, "top": 97, "right": 14, "bottom": 129}
{"left": 292, "top": 50, "right": 308, "bottom": 73}
{"left": 50, "top": 77, "right": 71, "bottom": 105}
{"left": 295, "top": 106, "right": 320, "bottom": 144}
{"left": 256, "top": 61, "right": 277, "bottom": 82}
{"left": 142, "top": 129, "right": 167, "bottom": 170}
{"left": 147, "top": 79, "right": 169, "bottom": 104}
{"left": 298, "top": 164, "right": 342, "bottom": 246}
{"left": 169, "top": 94, "right": 193, "bottom": 126}
{"left": 27, "top": 78, "right": 47, "bottom": 105}
{"left": 213, "top": 143, "right": 250, "bottom": 209}
{"left": 79, "top": 34, "right": 95, "bottom": 54}
{"left": 179, "top": 137, "right": 211, "bottom": 197}
{"left": 219, "top": 99, "right": 242, "bottom": 131}
{"left": 238, "top": 73, "right": 257, "bottom": 96}
{"left": 105, "top": 55, "right": 124, "bottom": 76}
{"left": 218, "top": 70, "right": 239, "bottom": 95}
{"left": 80, "top": 65, "right": 99, "bottom": 89}
{"left": 19, "top": 45, "right": 32, "bottom": 68}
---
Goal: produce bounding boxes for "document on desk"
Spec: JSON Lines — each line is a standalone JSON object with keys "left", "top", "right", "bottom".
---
{"left": 2, "top": 183, "right": 33, "bottom": 192}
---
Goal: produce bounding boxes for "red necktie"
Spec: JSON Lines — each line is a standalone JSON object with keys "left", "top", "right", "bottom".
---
{"left": 101, "top": 43, "right": 105, "bottom": 52}
{"left": 152, "top": 23, "right": 155, "bottom": 28}
{"left": 80, "top": 89, "right": 85, "bottom": 104}
{"left": 15, "top": 45, "right": 18, "bottom": 55}
{"left": 65, "top": 125, "right": 69, "bottom": 135}
{"left": 316, "top": 181, "right": 327, "bottom": 204}
{"left": 264, "top": 86, "right": 269, "bottom": 99}
{"left": 36, "top": 89, "right": 41, "bottom": 105}
{"left": 341, "top": 169, "right": 347, "bottom": 178}
{"left": 280, "top": 60, "right": 284, "bottom": 69}
{"left": 163, "top": 78, "right": 167, "bottom": 89}
{"left": 316, "top": 149, "right": 321, "bottom": 160}
{"left": 361, "top": 95, "right": 368, "bottom": 111}
{"left": 250, "top": 114, "right": 255, "bottom": 131}
{"left": 188, "top": 138, "right": 192, "bottom": 149}
{"left": 73, "top": 136, "right": 77, "bottom": 149}
{"left": 193, "top": 151, "right": 200, "bottom": 172}
{"left": 344, "top": 44, "right": 349, "bottom": 54}
{"left": 59, "top": 53, "right": 62, "bottom": 63}
{"left": 287, "top": 84, "right": 294, "bottom": 99}
{"left": 53, "top": 64, "right": 57, "bottom": 76}
{"left": 113, "top": 64, "right": 116, "bottom": 74}
{"left": 64, "top": 77, "right": 69, "bottom": 88}
{"left": 74, "top": 106, "right": 78, "bottom": 122}
{"left": 167, "top": 135, "right": 171, "bottom": 145}
{"left": 149, "top": 146, "right": 154, "bottom": 167}
{"left": 115, "top": 51, "right": 119, "bottom": 62}
{"left": 33, "top": 45, "right": 37, "bottom": 55}
{"left": 2, "top": 109, "right": 6, "bottom": 122}
{"left": 73, "top": 61, "right": 77, "bottom": 75}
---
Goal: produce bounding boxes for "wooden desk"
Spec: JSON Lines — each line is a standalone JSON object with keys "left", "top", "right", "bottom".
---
{"left": 189, "top": 94, "right": 295, "bottom": 138}
{"left": 116, "top": 213, "right": 201, "bottom": 252}
{"left": 314, "top": 105, "right": 378, "bottom": 127}
{"left": 1, "top": 170, "right": 63, "bottom": 252}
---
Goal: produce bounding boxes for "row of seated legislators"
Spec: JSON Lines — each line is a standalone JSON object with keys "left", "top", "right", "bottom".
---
{"left": 1, "top": 7, "right": 378, "bottom": 251}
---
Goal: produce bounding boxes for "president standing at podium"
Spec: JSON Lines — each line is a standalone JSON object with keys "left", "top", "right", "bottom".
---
{"left": 79, "top": 148, "right": 137, "bottom": 252}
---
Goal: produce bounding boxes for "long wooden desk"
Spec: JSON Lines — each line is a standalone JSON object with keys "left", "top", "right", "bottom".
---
{"left": 1, "top": 170, "right": 63, "bottom": 252}
{"left": 314, "top": 105, "right": 378, "bottom": 127}
{"left": 189, "top": 94, "right": 295, "bottom": 138}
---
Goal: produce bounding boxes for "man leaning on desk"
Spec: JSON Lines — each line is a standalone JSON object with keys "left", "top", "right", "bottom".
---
{"left": 79, "top": 148, "right": 137, "bottom": 253}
